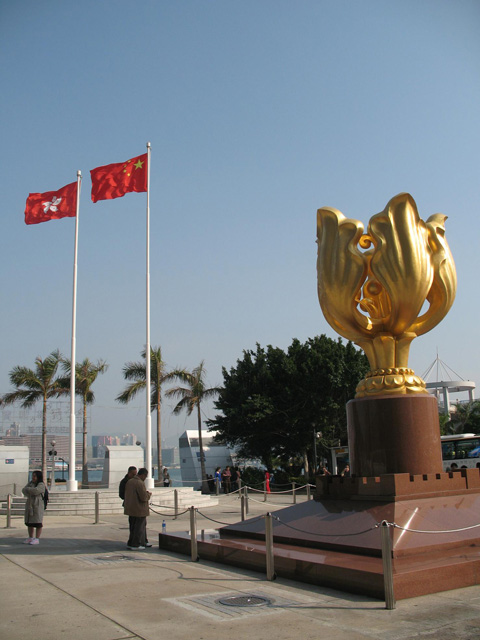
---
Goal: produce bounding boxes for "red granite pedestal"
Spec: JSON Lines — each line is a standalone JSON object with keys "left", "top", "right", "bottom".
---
{"left": 158, "top": 471, "right": 480, "bottom": 600}
{"left": 158, "top": 396, "right": 480, "bottom": 600}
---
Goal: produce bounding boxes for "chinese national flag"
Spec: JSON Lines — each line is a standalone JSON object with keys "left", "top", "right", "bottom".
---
{"left": 24, "top": 181, "right": 77, "bottom": 225}
{"left": 90, "top": 153, "right": 148, "bottom": 203}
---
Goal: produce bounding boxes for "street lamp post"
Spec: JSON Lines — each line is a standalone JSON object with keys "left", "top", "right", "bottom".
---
{"left": 49, "top": 440, "right": 57, "bottom": 491}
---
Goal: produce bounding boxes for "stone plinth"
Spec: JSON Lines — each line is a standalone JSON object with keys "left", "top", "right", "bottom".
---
{"left": 347, "top": 394, "right": 443, "bottom": 476}
{"left": 316, "top": 468, "right": 480, "bottom": 501}
{"left": 158, "top": 470, "right": 480, "bottom": 600}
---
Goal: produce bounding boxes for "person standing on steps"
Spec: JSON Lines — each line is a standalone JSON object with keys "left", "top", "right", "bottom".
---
{"left": 22, "top": 470, "right": 46, "bottom": 545}
{"left": 124, "top": 468, "right": 152, "bottom": 550}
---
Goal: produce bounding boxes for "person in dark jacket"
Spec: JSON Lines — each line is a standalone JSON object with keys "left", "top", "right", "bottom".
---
{"left": 124, "top": 468, "right": 152, "bottom": 550}
{"left": 119, "top": 466, "right": 137, "bottom": 502}
{"left": 120, "top": 466, "right": 152, "bottom": 547}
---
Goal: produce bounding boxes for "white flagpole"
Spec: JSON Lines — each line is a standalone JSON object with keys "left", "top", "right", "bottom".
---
{"left": 67, "top": 170, "right": 81, "bottom": 491}
{"left": 145, "top": 142, "right": 154, "bottom": 489}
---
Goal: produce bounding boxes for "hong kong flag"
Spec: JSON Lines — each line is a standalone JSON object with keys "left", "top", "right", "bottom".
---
{"left": 24, "top": 181, "right": 77, "bottom": 225}
{"left": 90, "top": 153, "right": 147, "bottom": 203}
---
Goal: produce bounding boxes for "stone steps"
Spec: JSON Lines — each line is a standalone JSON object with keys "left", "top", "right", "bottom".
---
{"left": 0, "top": 488, "right": 218, "bottom": 516}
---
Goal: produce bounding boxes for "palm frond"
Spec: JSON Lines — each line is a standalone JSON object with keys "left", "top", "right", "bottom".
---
{"left": 122, "top": 361, "right": 146, "bottom": 381}
{"left": 172, "top": 396, "right": 194, "bottom": 416}
{"left": 116, "top": 380, "right": 146, "bottom": 404}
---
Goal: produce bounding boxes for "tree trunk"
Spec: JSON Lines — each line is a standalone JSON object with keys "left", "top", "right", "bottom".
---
{"left": 42, "top": 397, "right": 47, "bottom": 481}
{"left": 303, "top": 450, "right": 310, "bottom": 481}
{"left": 197, "top": 403, "right": 208, "bottom": 494}
{"left": 82, "top": 399, "right": 88, "bottom": 487}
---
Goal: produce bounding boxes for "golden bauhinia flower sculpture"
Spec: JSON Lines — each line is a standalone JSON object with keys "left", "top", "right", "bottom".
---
{"left": 316, "top": 193, "right": 456, "bottom": 397}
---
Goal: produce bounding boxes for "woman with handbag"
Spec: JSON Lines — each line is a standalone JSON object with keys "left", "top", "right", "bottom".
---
{"left": 22, "top": 470, "right": 46, "bottom": 545}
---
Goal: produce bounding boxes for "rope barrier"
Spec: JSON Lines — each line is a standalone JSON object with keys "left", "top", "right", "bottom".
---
{"left": 248, "top": 496, "right": 294, "bottom": 506}
{"left": 196, "top": 509, "right": 266, "bottom": 527}
{"left": 390, "top": 522, "right": 480, "bottom": 534}
{"left": 273, "top": 516, "right": 378, "bottom": 538}
{"left": 149, "top": 504, "right": 189, "bottom": 518}
{"left": 150, "top": 502, "right": 178, "bottom": 510}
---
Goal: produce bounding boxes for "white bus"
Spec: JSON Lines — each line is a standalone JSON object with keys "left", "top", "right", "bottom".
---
{"left": 328, "top": 433, "right": 480, "bottom": 474}
{"left": 440, "top": 433, "right": 480, "bottom": 470}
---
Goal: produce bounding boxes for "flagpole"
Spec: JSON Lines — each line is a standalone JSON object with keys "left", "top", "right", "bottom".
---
{"left": 67, "top": 170, "right": 81, "bottom": 491}
{"left": 145, "top": 142, "right": 154, "bottom": 489}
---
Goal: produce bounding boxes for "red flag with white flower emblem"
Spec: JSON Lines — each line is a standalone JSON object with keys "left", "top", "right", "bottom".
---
{"left": 24, "top": 181, "right": 78, "bottom": 225}
{"left": 90, "top": 153, "right": 148, "bottom": 202}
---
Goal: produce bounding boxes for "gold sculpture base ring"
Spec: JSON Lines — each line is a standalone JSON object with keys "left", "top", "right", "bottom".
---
{"left": 355, "top": 368, "right": 426, "bottom": 398}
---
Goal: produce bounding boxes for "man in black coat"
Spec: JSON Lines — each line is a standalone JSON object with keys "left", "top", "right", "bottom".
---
{"left": 119, "top": 466, "right": 137, "bottom": 502}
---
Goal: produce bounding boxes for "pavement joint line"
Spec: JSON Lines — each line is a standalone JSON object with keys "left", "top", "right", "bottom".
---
{"left": 0, "top": 553, "right": 149, "bottom": 640}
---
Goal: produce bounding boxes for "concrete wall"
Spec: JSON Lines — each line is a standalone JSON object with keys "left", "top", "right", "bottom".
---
{"left": 0, "top": 446, "right": 29, "bottom": 497}
{"left": 101, "top": 445, "right": 144, "bottom": 488}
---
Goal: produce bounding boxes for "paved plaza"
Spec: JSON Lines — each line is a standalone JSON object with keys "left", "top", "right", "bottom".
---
{"left": 1, "top": 493, "right": 480, "bottom": 640}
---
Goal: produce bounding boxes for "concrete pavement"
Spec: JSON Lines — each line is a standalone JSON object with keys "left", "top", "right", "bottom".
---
{"left": 1, "top": 493, "right": 480, "bottom": 640}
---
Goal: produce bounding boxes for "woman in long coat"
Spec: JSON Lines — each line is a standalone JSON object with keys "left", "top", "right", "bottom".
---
{"left": 22, "top": 470, "right": 46, "bottom": 545}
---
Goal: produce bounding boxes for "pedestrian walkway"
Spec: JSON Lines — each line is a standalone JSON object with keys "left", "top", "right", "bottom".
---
{"left": 1, "top": 495, "right": 480, "bottom": 640}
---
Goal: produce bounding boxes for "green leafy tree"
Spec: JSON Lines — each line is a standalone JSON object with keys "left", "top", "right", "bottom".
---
{"left": 166, "top": 361, "right": 220, "bottom": 493}
{"left": 116, "top": 346, "right": 178, "bottom": 482}
{"left": 57, "top": 358, "right": 108, "bottom": 486}
{"left": 209, "top": 335, "right": 369, "bottom": 475}
{"left": 2, "top": 350, "right": 62, "bottom": 480}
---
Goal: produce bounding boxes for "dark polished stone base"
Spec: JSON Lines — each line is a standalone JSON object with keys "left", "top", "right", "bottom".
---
{"left": 158, "top": 479, "right": 480, "bottom": 600}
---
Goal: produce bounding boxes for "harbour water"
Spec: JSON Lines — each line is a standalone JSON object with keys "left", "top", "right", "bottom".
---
{"left": 52, "top": 467, "right": 183, "bottom": 485}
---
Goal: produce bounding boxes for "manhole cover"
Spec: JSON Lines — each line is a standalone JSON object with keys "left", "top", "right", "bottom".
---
{"left": 96, "top": 555, "right": 131, "bottom": 562}
{"left": 217, "top": 595, "right": 272, "bottom": 607}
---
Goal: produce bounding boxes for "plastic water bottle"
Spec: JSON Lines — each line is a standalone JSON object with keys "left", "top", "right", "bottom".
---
{"left": 162, "top": 519, "right": 166, "bottom": 534}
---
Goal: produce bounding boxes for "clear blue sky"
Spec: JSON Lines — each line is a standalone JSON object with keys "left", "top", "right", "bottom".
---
{"left": 1, "top": 1, "right": 479, "bottom": 447}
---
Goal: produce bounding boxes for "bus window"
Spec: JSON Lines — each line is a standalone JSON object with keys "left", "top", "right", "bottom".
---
{"left": 442, "top": 442, "right": 455, "bottom": 460}
{"left": 465, "top": 439, "right": 480, "bottom": 458}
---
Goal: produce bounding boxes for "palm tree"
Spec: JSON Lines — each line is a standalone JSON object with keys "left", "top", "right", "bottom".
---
{"left": 116, "top": 346, "right": 179, "bottom": 483}
{"left": 58, "top": 358, "right": 108, "bottom": 486}
{"left": 2, "top": 350, "right": 62, "bottom": 480}
{"left": 166, "top": 360, "right": 220, "bottom": 493}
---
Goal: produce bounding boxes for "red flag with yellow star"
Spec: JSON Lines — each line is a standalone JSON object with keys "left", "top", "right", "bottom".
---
{"left": 90, "top": 153, "right": 148, "bottom": 202}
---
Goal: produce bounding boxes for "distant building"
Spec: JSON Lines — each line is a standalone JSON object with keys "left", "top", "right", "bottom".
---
{"left": 92, "top": 435, "right": 120, "bottom": 458}
{"left": 5, "top": 423, "right": 20, "bottom": 437}
{"left": 0, "top": 434, "right": 82, "bottom": 466}
{"left": 162, "top": 447, "right": 179, "bottom": 466}
{"left": 121, "top": 433, "right": 137, "bottom": 446}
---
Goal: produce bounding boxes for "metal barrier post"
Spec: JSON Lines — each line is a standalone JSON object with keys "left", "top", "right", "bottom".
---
{"left": 94, "top": 491, "right": 100, "bottom": 524}
{"left": 263, "top": 481, "right": 267, "bottom": 502}
{"left": 265, "top": 513, "right": 276, "bottom": 581}
{"left": 189, "top": 506, "right": 198, "bottom": 561}
{"left": 380, "top": 521, "right": 396, "bottom": 610}
{"left": 6, "top": 494, "right": 12, "bottom": 528}
{"left": 14, "top": 483, "right": 18, "bottom": 496}
{"left": 241, "top": 494, "right": 245, "bottom": 521}
{"left": 245, "top": 486, "right": 249, "bottom": 514}
{"left": 238, "top": 478, "right": 242, "bottom": 494}
{"left": 292, "top": 482, "right": 296, "bottom": 504}
{"left": 306, "top": 483, "right": 311, "bottom": 500}
{"left": 174, "top": 489, "right": 179, "bottom": 519}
